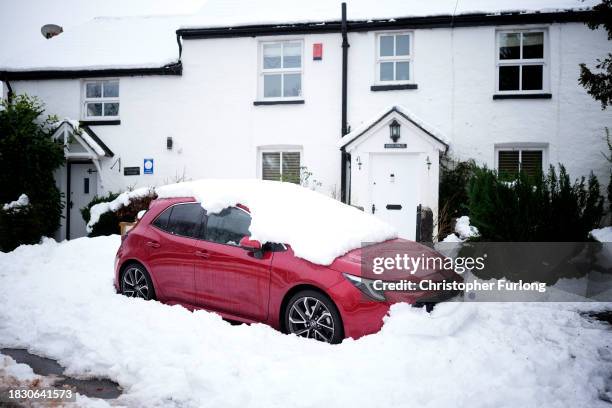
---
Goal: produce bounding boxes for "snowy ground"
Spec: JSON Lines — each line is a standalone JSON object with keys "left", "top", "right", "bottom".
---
{"left": 1, "top": 236, "right": 611, "bottom": 407}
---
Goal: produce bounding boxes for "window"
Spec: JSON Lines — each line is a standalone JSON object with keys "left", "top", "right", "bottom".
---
{"left": 154, "top": 203, "right": 204, "bottom": 238}
{"left": 260, "top": 41, "right": 302, "bottom": 99}
{"left": 82, "top": 80, "right": 120, "bottom": 119}
{"left": 497, "top": 30, "right": 546, "bottom": 93}
{"left": 497, "top": 148, "right": 544, "bottom": 179}
{"left": 204, "top": 207, "right": 251, "bottom": 246}
{"left": 376, "top": 33, "right": 411, "bottom": 82}
{"left": 261, "top": 151, "right": 300, "bottom": 183}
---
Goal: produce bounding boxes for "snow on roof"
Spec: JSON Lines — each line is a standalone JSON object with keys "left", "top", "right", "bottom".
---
{"left": 0, "top": 15, "right": 185, "bottom": 72}
{"left": 52, "top": 119, "right": 112, "bottom": 157}
{"left": 180, "top": 0, "right": 597, "bottom": 29}
{"left": 156, "top": 179, "right": 397, "bottom": 265}
{"left": 338, "top": 105, "right": 449, "bottom": 149}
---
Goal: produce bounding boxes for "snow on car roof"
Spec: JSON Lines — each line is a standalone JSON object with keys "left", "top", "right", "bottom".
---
{"left": 156, "top": 179, "right": 397, "bottom": 265}
{"left": 0, "top": 0, "right": 596, "bottom": 72}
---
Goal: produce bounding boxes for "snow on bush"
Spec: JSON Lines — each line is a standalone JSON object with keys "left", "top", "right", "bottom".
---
{"left": 157, "top": 179, "right": 397, "bottom": 265}
{"left": 86, "top": 187, "right": 154, "bottom": 233}
{"left": 442, "top": 215, "right": 479, "bottom": 242}
{"left": 0, "top": 237, "right": 611, "bottom": 407}
{"left": 2, "top": 194, "right": 29, "bottom": 211}
{"left": 590, "top": 227, "right": 612, "bottom": 242}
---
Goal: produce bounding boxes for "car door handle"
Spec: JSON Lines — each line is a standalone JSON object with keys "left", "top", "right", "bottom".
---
{"left": 146, "top": 241, "right": 160, "bottom": 248}
{"left": 195, "top": 250, "right": 209, "bottom": 259}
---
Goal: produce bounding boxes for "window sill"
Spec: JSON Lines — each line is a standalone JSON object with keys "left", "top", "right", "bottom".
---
{"left": 253, "top": 100, "right": 305, "bottom": 106}
{"left": 80, "top": 119, "right": 121, "bottom": 126}
{"left": 370, "top": 84, "right": 418, "bottom": 91}
{"left": 492, "top": 93, "right": 552, "bottom": 100}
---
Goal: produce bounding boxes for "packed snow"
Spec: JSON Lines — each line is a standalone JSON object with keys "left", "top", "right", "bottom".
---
{"left": 442, "top": 215, "right": 480, "bottom": 242}
{"left": 86, "top": 187, "right": 154, "bottom": 233}
{"left": 591, "top": 227, "right": 612, "bottom": 243}
{"left": 2, "top": 194, "right": 29, "bottom": 211}
{"left": 157, "top": 179, "right": 397, "bottom": 265}
{"left": 0, "top": 236, "right": 611, "bottom": 407}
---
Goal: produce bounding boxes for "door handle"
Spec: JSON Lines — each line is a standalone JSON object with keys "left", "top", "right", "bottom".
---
{"left": 195, "top": 250, "right": 209, "bottom": 259}
{"left": 146, "top": 241, "right": 160, "bottom": 248}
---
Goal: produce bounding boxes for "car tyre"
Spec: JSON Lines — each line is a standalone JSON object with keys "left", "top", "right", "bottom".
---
{"left": 120, "top": 263, "right": 156, "bottom": 301}
{"left": 284, "top": 290, "right": 344, "bottom": 344}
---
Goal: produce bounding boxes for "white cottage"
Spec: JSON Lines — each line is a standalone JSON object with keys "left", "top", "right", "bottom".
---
{"left": 1, "top": 0, "right": 610, "bottom": 240}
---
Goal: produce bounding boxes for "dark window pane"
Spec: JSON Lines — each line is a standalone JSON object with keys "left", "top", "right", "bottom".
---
{"left": 499, "top": 66, "right": 520, "bottom": 91}
{"left": 396, "top": 61, "right": 409, "bottom": 81}
{"left": 380, "top": 36, "right": 394, "bottom": 57}
{"left": 498, "top": 151, "right": 520, "bottom": 179}
{"left": 521, "top": 150, "right": 543, "bottom": 177}
{"left": 86, "top": 82, "right": 102, "bottom": 98}
{"left": 153, "top": 206, "right": 172, "bottom": 230}
{"left": 380, "top": 62, "right": 394, "bottom": 81}
{"left": 396, "top": 35, "right": 410, "bottom": 56}
{"left": 264, "top": 74, "right": 281, "bottom": 98}
{"left": 522, "top": 65, "right": 543, "bottom": 90}
{"left": 204, "top": 207, "right": 251, "bottom": 246}
{"left": 86, "top": 103, "right": 102, "bottom": 117}
{"left": 263, "top": 43, "right": 281, "bottom": 69}
{"left": 283, "top": 42, "right": 301, "bottom": 68}
{"left": 499, "top": 33, "right": 520, "bottom": 59}
{"left": 282, "top": 152, "right": 300, "bottom": 183}
{"left": 166, "top": 203, "right": 204, "bottom": 238}
{"left": 262, "top": 152, "right": 281, "bottom": 181}
{"left": 104, "top": 103, "right": 119, "bottom": 116}
{"left": 283, "top": 74, "right": 301, "bottom": 97}
{"left": 523, "top": 32, "right": 544, "bottom": 59}
{"left": 103, "top": 81, "right": 119, "bottom": 97}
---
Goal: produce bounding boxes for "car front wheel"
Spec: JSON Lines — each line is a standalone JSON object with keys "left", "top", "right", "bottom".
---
{"left": 285, "top": 290, "right": 343, "bottom": 344}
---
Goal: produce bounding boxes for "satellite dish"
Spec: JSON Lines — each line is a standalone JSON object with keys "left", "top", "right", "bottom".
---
{"left": 41, "top": 24, "right": 63, "bottom": 39}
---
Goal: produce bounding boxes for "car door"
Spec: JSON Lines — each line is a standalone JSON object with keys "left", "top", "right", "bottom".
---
{"left": 194, "top": 207, "right": 272, "bottom": 321}
{"left": 145, "top": 202, "right": 205, "bottom": 306}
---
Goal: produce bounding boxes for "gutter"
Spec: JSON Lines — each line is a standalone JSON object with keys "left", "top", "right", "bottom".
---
{"left": 340, "top": 2, "right": 350, "bottom": 204}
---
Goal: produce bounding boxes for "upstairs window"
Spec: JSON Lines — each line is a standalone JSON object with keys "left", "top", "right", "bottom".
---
{"left": 497, "top": 147, "right": 544, "bottom": 179}
{"left": 497, "top": 30, "right": 547, "bottom": 93}
{"left": 261, "top": 151, "right": 301, "bottom": 184}
{"left": 260, "top": 41, "right": 303, "bottom": 99}
{"left": 376, "top": 33, "right": 411, "bottom": 82}
{"left": 82, "top": 80, "right": 119, "bottom": 119}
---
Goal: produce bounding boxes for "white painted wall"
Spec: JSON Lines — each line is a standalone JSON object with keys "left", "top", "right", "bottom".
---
{"left": 8, "top": 21, "right": 612, "bottom": 240}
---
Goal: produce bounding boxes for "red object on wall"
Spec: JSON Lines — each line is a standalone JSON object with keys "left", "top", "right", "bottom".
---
{"left": 313, "top": 43, "right": 323, "bottom": 60}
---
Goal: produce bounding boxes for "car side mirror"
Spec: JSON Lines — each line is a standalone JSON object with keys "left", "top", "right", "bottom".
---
{"left": 239, "top": 236, "right": 262, "bottom": 251}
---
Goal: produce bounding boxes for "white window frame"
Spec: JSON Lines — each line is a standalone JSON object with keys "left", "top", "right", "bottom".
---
{"left": 81, "top": 79, "right": 120, "bottom": 120}
{"left": 258, "top": 147, "right": 302, "bottom": 182}
{"left": 494, "top": 143, "right": 549, "bottom": 174}
{"left": 375, "top": 31, "right": 413, "bottom": 84}
{"left": 258, "top": 40, "right": 304, "bottom": 101}
{"left": 495, "top": 28, "right": 549, "bottom": 94}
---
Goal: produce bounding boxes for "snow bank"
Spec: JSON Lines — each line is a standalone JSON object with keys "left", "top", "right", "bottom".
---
{"left": 157, "top": 179, "right": 397, "bottom": 265}
{"left": 442, "top": 216, "right": 480, "bottom": 243}
{"left": 86, "top": 187, "right": 154, "bottom": 233}
{"left": 0, "top": 237, "right": 611, "bottom": 407}
{"left": 2, "top": 194, "right": 29, "bottom": 211}
{"left": 590, "top": 226, "right": 612, "bottom": 242}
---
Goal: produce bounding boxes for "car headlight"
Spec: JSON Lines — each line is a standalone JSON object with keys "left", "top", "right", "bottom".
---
{"left": 343, "top": 273, "right": 386, "bottom": 301}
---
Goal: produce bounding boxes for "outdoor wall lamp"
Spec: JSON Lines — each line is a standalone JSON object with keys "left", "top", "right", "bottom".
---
{"left": 389, "top": 120, "right": 400, "bottom": 143}
{"left": 356, "top": 156, "right": 362, "bottom": 170}
{"left": 167, "top": 136, "right": 173, "bottom": 150}
{"left": 426, "top": 155, "right": 432, "bottom": 171}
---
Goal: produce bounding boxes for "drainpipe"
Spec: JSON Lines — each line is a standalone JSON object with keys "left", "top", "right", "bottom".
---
{"left": 2, "top": 79, "right": 14, "bottom": 103}
{"left": 340, "top": 2, "right": 350, "bottom": 203}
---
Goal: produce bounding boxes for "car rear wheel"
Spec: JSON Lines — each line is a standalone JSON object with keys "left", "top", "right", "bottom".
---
{"left": 121, "top": 263, "right": 156, "bottom": 300}
{"left": 285, "top": 290, "right": 343, "bottom": 344}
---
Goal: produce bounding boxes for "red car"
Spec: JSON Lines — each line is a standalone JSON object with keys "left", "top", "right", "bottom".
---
{"left": 115, "top": 197, "right": 461, "bottom": 343}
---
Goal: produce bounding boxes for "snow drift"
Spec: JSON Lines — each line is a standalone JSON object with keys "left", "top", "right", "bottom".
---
{"left": 156, "top": 179, "right": 397, "bottom": 265}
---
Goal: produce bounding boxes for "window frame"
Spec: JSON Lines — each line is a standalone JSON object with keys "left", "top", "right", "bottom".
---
{"left": 494, "top": 144, "right": 549, "bottom": 177}
{"left": 495, "top": 28, "right": 549, "bottom": 95}
{"left": 258, "top": 39, "right": 304, "bottom": 102}
{"left": 375, "top": 31, "right": 413, "bottom": 85}
{"left": 258, "top": 147, "right": 302, "bottom": 183}
{"left": 81, "top": 79, "right": 120, "bottom": 121}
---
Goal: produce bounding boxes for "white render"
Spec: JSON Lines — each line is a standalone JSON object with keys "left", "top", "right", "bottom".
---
{"left": 3, "top": 11, "right": 611, "bottom": 240}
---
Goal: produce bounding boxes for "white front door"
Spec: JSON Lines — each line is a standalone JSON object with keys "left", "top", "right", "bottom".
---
{"left": 369, "top": 153, "right": 420, "bottom": 240}
{"left": 69, "top": 163, "right": 98, "bottom": 239}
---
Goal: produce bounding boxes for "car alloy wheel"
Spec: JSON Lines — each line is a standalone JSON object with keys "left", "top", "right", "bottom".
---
{"left": 121, "top": 266, "right": 151, "bottom": 300}
{"left": 287, "top": 296, "right": 336, "bottom": 343}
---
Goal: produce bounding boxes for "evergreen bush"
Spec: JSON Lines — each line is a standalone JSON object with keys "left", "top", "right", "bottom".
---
{"left": 437, "top": 157, "right": 477, "bottom": 238}
{"left": 80, "top": 192, "right": 121, "bottom": 237}
{"left": 0, "top": 95, "right": 64, "bottom": 251}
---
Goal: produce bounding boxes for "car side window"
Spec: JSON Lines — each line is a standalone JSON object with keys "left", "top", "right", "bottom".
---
{"left": 203, "top": 207, "right": 251, "bottom": 246}
{"left": 152, "top": 206, "right": 172, "bottom": 230}
{"left": 154, "top": 203, "right": 204, "bottom": 238}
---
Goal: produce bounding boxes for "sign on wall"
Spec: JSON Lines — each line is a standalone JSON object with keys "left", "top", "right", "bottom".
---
{"left": 384, "top": 143, "right": 407, "bottom": 149}
{"left": 143, "top": 158, "right": 154, "bottom": 175}
{"left": 124, "top": 167, "right": 140, "bottom": 176}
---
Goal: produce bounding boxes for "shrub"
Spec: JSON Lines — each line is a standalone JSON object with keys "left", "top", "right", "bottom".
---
{"left": 80, "top": 192, "right": 121, "bottom": 237}
{"left": 437, "top": 157, "right": 477, "bottom": 238}
{"left": 0, "top": 95, "right": 64, "bottom": 252}
{"left": 467, "top": 165, "right": 603, "bottom": 241}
